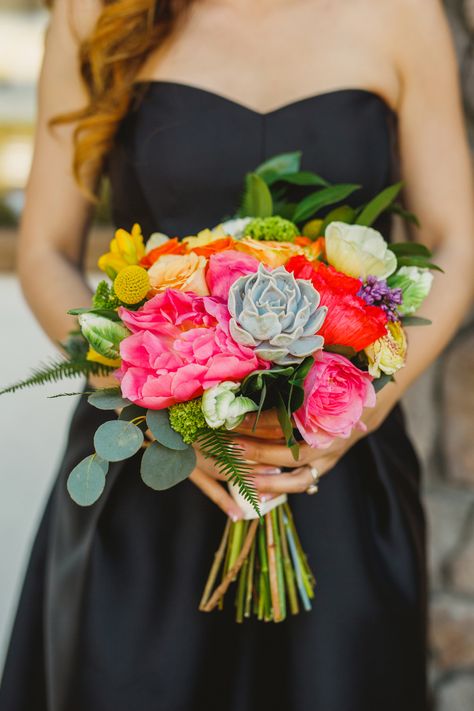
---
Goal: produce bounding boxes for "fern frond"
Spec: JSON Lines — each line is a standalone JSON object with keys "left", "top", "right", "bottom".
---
{"left": 196, "top": 428, "right": 261, "bottom": 517}
{"left": 0, "top": 358, "right": 113, "bottom": 396}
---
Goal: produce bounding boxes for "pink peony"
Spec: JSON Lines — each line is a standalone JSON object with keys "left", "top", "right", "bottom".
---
{"left": 117, "top": 289, "right": 266, "bottom": 409}
{"left": 206, "top": 250, "right": 260, "bottom": 300}
{"left": 294, "top": 352, "right": 376, "bottom": 448}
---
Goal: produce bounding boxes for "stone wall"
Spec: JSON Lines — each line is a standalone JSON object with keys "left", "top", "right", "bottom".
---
{"left": 403, "top": 3, "right": 474, "bottom": 709}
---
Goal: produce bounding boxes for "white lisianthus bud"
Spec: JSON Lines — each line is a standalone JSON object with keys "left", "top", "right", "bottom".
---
{"left": 201, "top": 382, "right": 258, "bottom": 430}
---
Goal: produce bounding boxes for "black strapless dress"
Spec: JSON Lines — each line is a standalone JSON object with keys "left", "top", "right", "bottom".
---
{"left": 0, "top": 84, "right": 428, "bottom": 711}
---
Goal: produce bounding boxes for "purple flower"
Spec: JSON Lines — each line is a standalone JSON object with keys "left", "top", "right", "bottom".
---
{"left": 358, "top": 275, "right": 403, "bottom": 322}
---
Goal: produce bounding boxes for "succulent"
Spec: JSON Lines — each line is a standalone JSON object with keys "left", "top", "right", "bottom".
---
{"left": 245, "top": 216, "right": 299, "bottom": 242}
{"left": 228, "top": 264, "right": 327, "bottom": 365}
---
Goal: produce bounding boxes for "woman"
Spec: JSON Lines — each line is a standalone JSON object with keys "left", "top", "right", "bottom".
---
{"left": 1, "top": 0, "right": 473, "bottom": 709}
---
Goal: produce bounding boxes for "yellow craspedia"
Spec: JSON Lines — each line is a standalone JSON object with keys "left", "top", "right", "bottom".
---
{"left": 114, "top": 265, "right": 150, "bottom": 304}
{"left": 302, "top": 219, "right": 324, "bottom": 240}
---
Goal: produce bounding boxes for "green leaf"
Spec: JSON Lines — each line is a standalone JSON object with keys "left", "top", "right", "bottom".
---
{"left": 288, "top": 384, "right": 305, "bottom": 413}
{"left": 321, "top": 204, "right": 356, "bottom": 231}
{"left": 274, "top": 202, "right": 298, "bottom": 220}
{"left": 196, "top": 428, "right": 260, "bottom": 516}
{"left": 276, "top": 171, "right": 329, "bottom": 187}
{"left": 240, "top": 173, "right": 274, "bottom": 217}
{"left": 401, "top": 316, "right": 432, "bottom": 327}
{"left": 68, "top": 307, "right": 121, "bottom": 321}
{"left": 395, "top": 255, "right": 444, "bottom": 272}
{"left": 67, "top": 455, "right": 107, "bottom": 506}
{"left": 293, "top": 184, "right": 361, "bottom": 223}
{"left": 389, "top": 242, "right": 432, "bottom": 258}
{"left": 140, "top": 442, "right": 196, "bottom": 490}
{"left": 389, "top": 202, "right": 421, "bottom": 227}
{"left": 255, "top": 152, "right": 301, "bottom": 183}
{"left": 146, "top": 409, "right": 188, "bottom": 451}
{"left": 355, "top": 182, "right": 403, "bottom": 226}
{"left": 88, "top": 388, "right": 131, "bottom": 410}
{"left": 289, "top": 356, "right": 314, "bottom": 385}
{"left": 94, "top": 420, "right": 144, "bottom": 461}
{"left": 373, "top": 374, "right": 394, "bottom": 392}
{"left": 276, "top": 393, "right": 299, "bottom": 460}
{"left": 119, "top": 404, "right": 148, "bottom": 430}
{"left": 324, "top": 344, "right": 358, "bottom": 359}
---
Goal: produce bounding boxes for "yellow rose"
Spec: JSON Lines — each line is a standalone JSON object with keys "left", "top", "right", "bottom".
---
{"left": 147, "top": 253, "right": 209, "bottom": 296}
{"left": 234, "top": 237, "right": 304, "bottom": 268}
{"left": 365, "top": 321, "right": 407, "bottom": 378}
{"left": 98, "top": 223, "right": 146, "bottom": 279}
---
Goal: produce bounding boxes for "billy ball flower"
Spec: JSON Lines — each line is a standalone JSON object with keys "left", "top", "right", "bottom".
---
{"left": 114, "top": 265, "right": 151, "bottom": 304}
{"left": 228, "top": 264, "right": 327, "bottom": 365}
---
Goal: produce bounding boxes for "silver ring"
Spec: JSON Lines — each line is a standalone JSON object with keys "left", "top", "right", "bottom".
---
{"left": 306, "top": 466, "right": 320, "bottom": 495}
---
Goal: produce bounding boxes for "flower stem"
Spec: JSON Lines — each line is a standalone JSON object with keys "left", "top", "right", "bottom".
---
{"left": 266, "top": 512, "right": 282, "bottom": 622}
{"left": 278, "top": 506, "right": 299, "bottom": 615}
{"left": 199, "top": 518, "right": 231, "bottom": 611}
{"left": 244, "top": 535, "right": 257, "bottom": 618}
{"left": 271, "top": 508, "right": 286, "bottom": 621}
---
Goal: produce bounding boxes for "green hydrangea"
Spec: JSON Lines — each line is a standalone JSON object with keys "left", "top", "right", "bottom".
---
{"left": 92, "top": 280, "right": 120, "bottom": 310}
{"left": 168, "top": 398, "right": 208, "bottom": 444}
{"left": 245, "top": 216, "right": 299, "bottom": 242}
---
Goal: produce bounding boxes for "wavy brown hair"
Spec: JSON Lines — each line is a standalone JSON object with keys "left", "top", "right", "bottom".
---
{"left": 47, "top": 0, "right": 191, "bottom": 198}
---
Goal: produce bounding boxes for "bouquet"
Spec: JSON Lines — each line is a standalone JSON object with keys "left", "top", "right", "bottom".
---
{"left": 2, "top": 152, "right": 438, "bottom": 622}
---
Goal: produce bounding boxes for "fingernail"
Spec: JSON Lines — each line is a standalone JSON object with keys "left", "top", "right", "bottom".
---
{"left": 260, "top": 467, "right": 281, "bottom": 475}
{"left": 229, "top": 510, "right": 242, "bottom": 522}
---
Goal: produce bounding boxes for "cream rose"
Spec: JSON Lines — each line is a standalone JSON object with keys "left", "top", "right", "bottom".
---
{"left": 147, "top": 253, "right": 209, "bottom": 296}
{"left": 325, "top": 221, "right": 397, "bottom": 280}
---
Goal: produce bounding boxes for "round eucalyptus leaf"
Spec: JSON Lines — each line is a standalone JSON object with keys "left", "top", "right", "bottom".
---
{"left": 94, "top": 420, "right": 144, "bottom": 462}
{"left": 67, "top": 455, "right": 106, "bottom": 506}
{"left": 146, "top": 410, "right": 188, "bottom": 451}
{"left": 94, "top": 454, "right": 110, "bottom": 475}
{"left": 88, "top": 389, "right": 131, "bottom": 411}
{"left": 140, "top": 442, "right": 196, "bottom": 491}
{"left": 119, "top": 404, "right": 148, "bottom": 430}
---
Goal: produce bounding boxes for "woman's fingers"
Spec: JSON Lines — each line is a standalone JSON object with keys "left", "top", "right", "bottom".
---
{"left": 253, "top": 466, "right": 320, "bottom": 495}
{"left": 194, "top": 448, "right": 227, "bottom": 480}
{"left": 233, "top": 437, "right": 315, "bottom": 468}
{"left": 189, "top": 468, "right": 243, "bottom": 521}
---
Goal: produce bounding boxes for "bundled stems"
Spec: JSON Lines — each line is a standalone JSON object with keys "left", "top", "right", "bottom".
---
{"left": 200, "top": 502, "right": 316, "bottom": 622}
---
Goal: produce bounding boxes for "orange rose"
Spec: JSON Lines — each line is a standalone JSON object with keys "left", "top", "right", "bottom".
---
{"left": 189, "top": 236, "right": 236, "bottom": 258}
{"left": 147, "top": 253, "right": 209, "bottom": 296}
{"left": 140, "top": 238, "right": 185, "bottom": 268}
{"left": 234, "top": 237, "right": 304, "bottom": 268}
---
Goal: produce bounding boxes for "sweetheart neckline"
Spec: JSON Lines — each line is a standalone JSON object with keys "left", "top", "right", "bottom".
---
{"left": 134, "top": 80, "right": 398, "bottom": 118}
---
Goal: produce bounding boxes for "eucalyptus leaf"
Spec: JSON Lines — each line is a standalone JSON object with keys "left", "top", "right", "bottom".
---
{"left": 240, "top": 173, "right": 273, "bottom": 217}
{"left": 67, "top": 455, "right": 106, "bottom": 506}
{"left": 293, "top": 184, "right": 361, "bottom": 223}
{"left": 401, "top": 316, "right": 432, "bottom": 327}
{"left": 355, "top": 182, "right": 403, "bottom": 227}
{"left": 389, "top": 242, "right": 432, "bottom": 258}
{"left": 255, "top": 152, "right": 301, "bottom": 183}
{"left": 146, "top": 409, "right": 188, "bottom": 451}
{"left": 119, "top": 404, "right": 148, "bottom": 431}
{"left": 140, "top": 442, "right": 196, "bottom": 490}
{"left": 94, "top": 420, "right": 144, "bottom": 461}
{"left": 88, "top": 388, "right": 131, "bottom": 411}
{"left": 373, "top": 374, "right": 395, "bottom": 392}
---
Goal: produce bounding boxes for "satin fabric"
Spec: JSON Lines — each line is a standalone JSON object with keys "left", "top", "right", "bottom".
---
{"left": 0, "top": 85, "right": 429, "bottom": 711}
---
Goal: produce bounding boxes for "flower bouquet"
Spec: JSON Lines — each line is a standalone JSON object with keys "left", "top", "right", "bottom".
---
{"left": 1, "top": 152, "right": 438, "bottom": 622}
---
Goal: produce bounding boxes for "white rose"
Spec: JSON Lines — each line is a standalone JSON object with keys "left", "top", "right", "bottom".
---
{"left": 325, "top": 221, "right": 397, "bottom": 280}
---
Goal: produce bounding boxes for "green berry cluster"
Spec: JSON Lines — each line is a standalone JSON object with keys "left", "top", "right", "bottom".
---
{"left": 168, "top": 398, "right": 208, "bottom": 444}
{"left": 245, "top": 216, "right": 299, "bottom": 242}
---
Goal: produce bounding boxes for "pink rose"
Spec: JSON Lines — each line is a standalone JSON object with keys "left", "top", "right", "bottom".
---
{"left": 206, "top": 250, "right": 260, "bottom": 300}
{"left": 117, "top": 289, "right": 266, "bottom": 409}
{"left": 294, "top": 352, "right": 376, "bottom": 448}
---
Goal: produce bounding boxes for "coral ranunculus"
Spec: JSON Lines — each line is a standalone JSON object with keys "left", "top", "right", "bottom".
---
{"left": 140, "top": 237, "right": 185, "bottom": 268}
{"left": 206, "top": 250, "right": 260, "bottom": 300}
{"left": 294, "top": 352, "right": 376, "bottom": 448}
{"left": 117, "top": 290, "right": 267, "bottom": 409}
{"left": 235, "top": 237, "right": 304, "bottom": 268}
{"left": 286, "top": 256, "right": 387, "bottom": 352}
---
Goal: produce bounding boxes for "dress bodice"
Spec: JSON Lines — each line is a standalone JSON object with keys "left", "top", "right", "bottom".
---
{"left": 107, "top": 82, "right": 399, "bottom": 238}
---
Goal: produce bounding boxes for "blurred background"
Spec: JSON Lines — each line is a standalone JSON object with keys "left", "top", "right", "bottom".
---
{"left": 0, "top": 1, "right": 474, "bottom": 708}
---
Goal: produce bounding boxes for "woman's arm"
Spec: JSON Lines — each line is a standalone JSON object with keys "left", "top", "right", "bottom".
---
{"left": 18, "top": 0, "right": 101, "bottom": 344}
{"left": 198, "top": 0, "right": 474, "bottom": 495}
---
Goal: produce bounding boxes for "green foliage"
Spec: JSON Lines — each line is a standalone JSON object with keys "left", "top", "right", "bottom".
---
{"left": 245, "top": 216, "right": 299, "bottom": 242}
{"left": 140, "top": 441, "right": 196, "bottom": 490}
{"left": 321, "top": 205, "right": 356, "bottom": 232}
{"left": 239, "top": 173, "right": 273, "bottom": 217}
{"left": 355, "top": 181, "right": 403, "bottom": 227}
{"left": 92, "top": 280, "right": 120, "bottom": 310}
{"left": 196, "top": 428, "right": 260, "bottom": 517}
{"left": 395, "top": 255, "right": 443, "bottom": 272}
{"left": 276, "top": 171, "right": 329, "bottom": 187}
{"left": 146, "top": 409, "right": 188, "bottom": 450}
{"left": 168, "top": 399, "right": 208, "bottom": 444}
{"left": 67, "top": 454, "right": 108, "bottom": 506}
{"left": 401, "top": 316, "right": 432, "bottom": 327}
{"left": 293, "top": 184, "right": 361, "bottom": 223}
{"left": 255, "top": 151, "right": 301, "bottom": 184}
{"left": 94, "top": 420, "right": 144, "bottom": 461}
{"left": 389, "top": 242, "right": 432, "bottom": 258}
{"left": 0, "top": 357, "right": 113, "bottom": 396}
{"left": 88, "top": 388, "right": 131, "bottom": 410}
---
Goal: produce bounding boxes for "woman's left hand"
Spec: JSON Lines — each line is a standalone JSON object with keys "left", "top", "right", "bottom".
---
{"left": 231, "top": 383, "right": 399, "bottom": 496}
